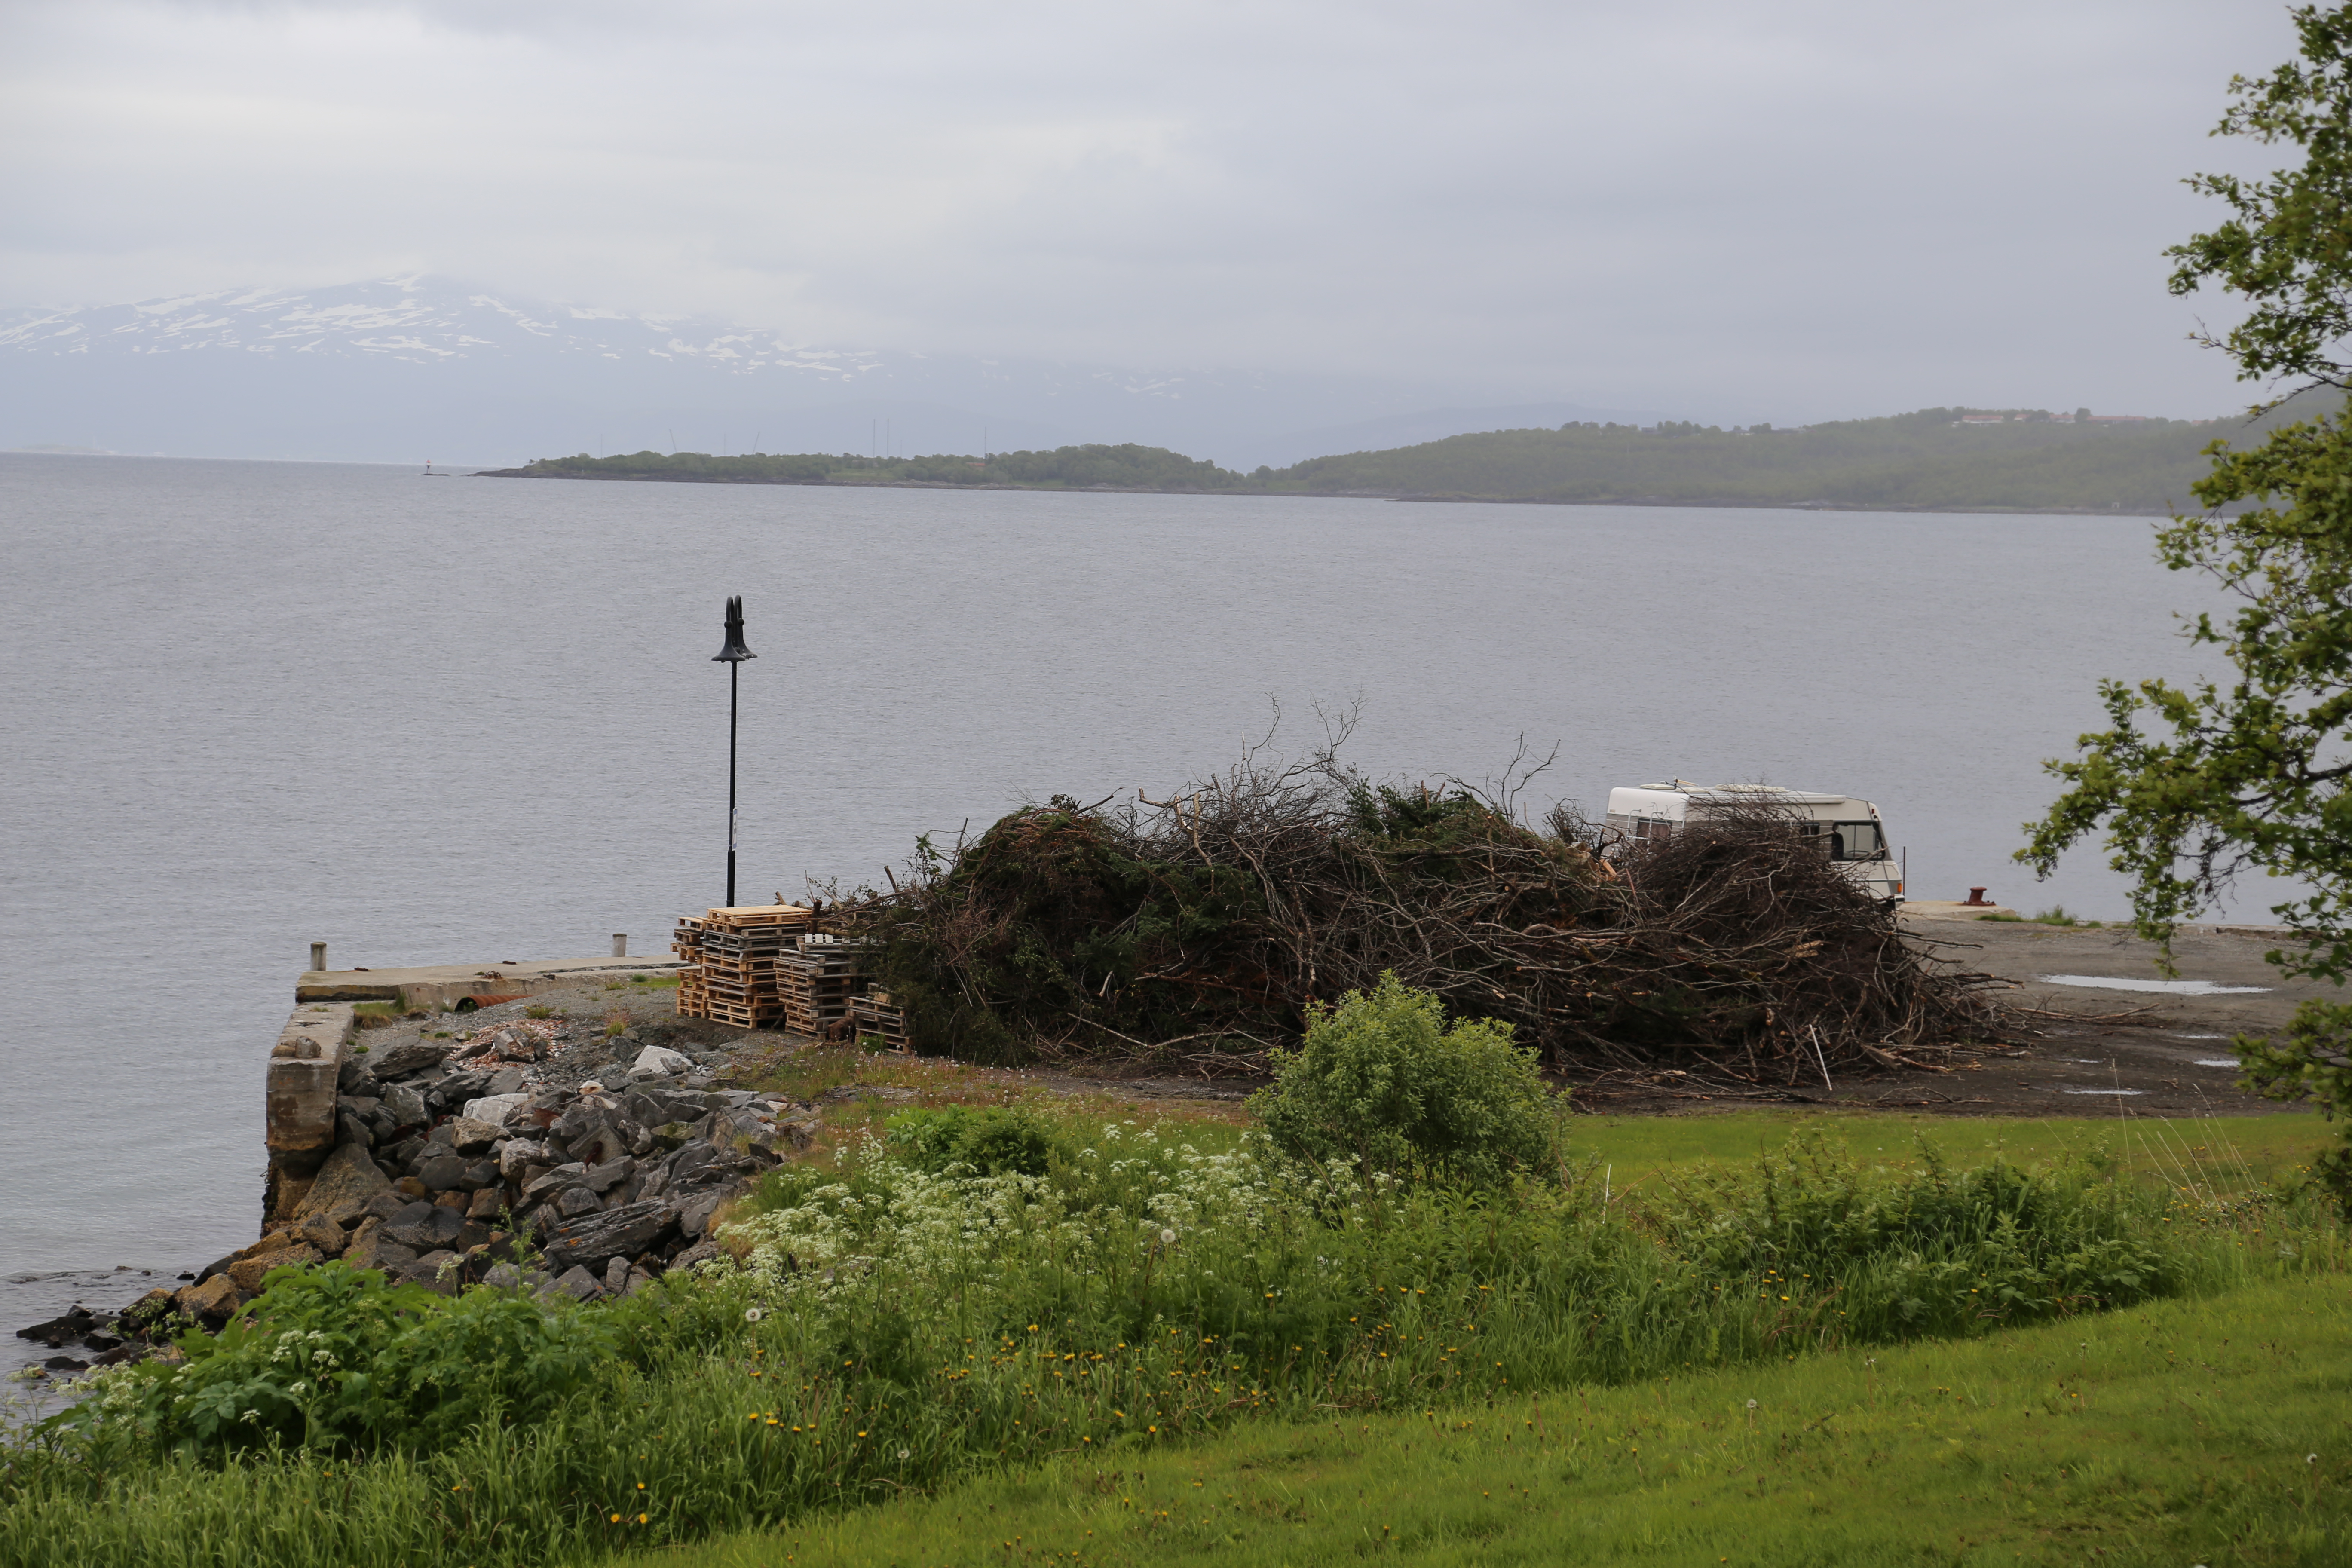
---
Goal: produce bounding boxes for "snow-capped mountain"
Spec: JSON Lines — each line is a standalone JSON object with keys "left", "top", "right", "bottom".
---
{"left": 0, "top": 276, "right": 1663, "bottom": 468}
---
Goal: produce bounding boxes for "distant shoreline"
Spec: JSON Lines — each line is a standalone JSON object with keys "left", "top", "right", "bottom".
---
{"left": 470, "top": 468, "right": 2177, "bottom": 517}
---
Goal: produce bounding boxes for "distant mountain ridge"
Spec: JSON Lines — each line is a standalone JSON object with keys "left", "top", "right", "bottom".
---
{"left": 1265, "top": 407, "right": 2269, "bottom": 513}
{"left": 0, "top": 276, "right": 1668, "bottom": 469}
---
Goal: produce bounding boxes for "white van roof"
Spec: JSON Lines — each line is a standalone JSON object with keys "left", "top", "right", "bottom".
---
{"left": 1636, "top": 780, "right": 1847, "bottom": 805}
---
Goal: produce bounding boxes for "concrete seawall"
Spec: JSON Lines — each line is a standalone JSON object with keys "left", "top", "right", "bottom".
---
{"left": 263, "top": 954, "right": 683, "bottom": 1224}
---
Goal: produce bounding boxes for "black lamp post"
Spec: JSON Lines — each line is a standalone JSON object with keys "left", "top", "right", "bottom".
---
{"left": 713, "top": 595, "right": 756, "bottom": 906}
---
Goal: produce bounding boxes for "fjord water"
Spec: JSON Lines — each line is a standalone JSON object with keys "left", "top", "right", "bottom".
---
{"left": 0, "top": 454, "right": 2235, "bottom": 1283}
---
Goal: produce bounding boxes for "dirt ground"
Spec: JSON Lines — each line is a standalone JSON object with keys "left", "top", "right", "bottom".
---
{"left": 1567, "top": 914, "right": 2337, "bottom": 1118}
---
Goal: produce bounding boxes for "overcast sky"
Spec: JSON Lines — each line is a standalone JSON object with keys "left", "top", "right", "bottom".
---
{"left": 0, "top": 0, "right": 2308, "bottom": 425}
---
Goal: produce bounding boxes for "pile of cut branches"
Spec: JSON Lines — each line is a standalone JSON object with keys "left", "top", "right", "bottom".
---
{"left": 832, "top": 746, "right": 1997, "bottom": 1080}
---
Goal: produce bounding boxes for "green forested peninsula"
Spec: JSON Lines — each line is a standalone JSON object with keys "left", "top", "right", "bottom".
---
{"left": 487, "top": 442, "right": 1250, "bottom": 493}
{"left": 484, "top": 404, "right": 2292, "bottom": 513}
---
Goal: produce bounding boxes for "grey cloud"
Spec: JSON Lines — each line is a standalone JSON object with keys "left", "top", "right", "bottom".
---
{"left": 0, "top": 0, "right": 2305, "bottom": 425}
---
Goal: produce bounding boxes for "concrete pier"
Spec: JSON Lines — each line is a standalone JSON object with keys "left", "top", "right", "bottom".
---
{"left": 294, "top": 954, "right": 683, "bottom": 1011}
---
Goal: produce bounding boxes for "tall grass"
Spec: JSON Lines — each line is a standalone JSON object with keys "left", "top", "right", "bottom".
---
{"left": 0, "top": 1124, "right": 2335, "bottom": 1568}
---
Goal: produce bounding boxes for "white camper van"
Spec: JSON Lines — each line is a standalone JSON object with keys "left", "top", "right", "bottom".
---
{"left": 1602, "top": 780, "right": 1904, "bottom": 903}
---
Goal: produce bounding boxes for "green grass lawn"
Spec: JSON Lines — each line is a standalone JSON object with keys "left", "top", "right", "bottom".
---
{"left": 752, "top": 1040, "right": 2330, "bottom": 1201}
{"left": 627, "top": 1273, "right": 2350, "bottom": 1568}
{"left": 1561, "top": 1108, "right": 2329, "bottom": 1192}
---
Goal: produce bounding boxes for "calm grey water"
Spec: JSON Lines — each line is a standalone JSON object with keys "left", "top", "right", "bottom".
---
{"left": 0, "top": 453, "right": 2244, "bottom": 1296}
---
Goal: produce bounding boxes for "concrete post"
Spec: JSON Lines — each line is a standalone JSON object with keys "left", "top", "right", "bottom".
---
{"left": 310, "top": 941, "right": 327, "bottom": 974}
{"left": 612, "top": 933, "right": 628, "bottom": 957}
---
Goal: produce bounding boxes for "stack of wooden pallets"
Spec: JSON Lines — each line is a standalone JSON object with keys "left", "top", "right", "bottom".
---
{"left": 775, "top": 934, "right": 871, "bottom": 1038}
{"left": 674, "top": 904, "right": 814, "bottom": 1027}
{"left": 672, "top": 915, "right": 709, "bottom": 1019}
{"left": 847, "top": 986, "right": 909, "bottom": 1052}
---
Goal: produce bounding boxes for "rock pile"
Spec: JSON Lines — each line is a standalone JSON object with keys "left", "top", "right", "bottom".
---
{"left": 268, "top": 1019, "right": 818, "bottom": 1308}
{"left": 23, "top": 1017, "right": 818, "bottom": 1364}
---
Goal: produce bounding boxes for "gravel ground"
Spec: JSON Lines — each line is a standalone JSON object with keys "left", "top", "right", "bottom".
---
{"left": 1574, "top": 917, "right": 2330, "bottom": 1117}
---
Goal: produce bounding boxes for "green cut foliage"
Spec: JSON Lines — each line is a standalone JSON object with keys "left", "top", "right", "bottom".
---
{"left": 1247, "top": 973, "right": 1560, "bottom": 1188}
{"left": 2023, "top": 2, "right": 2352, "bottom": 1213}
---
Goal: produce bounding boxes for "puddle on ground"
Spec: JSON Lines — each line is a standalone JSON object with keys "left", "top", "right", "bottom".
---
{"left": 2195, "top": 1059, "right": 2239, "bottom": 1068}
{"left": 2037, "top": 974, "right": 2269, "bottom": 995}
{"left": 2056, "top": 1057, "right": 2107, "bottom": 1064}
{"left": 2059, "top": 1087, "right": 2146, "bottom": 1096}
{"left": 2171, "top": 1032, "right": 2228, "bottom": 1040}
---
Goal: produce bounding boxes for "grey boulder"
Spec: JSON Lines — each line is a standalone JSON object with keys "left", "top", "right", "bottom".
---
{"left": 540, "top": 1199, "right": 680, "bottom": 1273}
{"left": 416, "top": 1154, "right": 470, "bottom": 1192}
{"left": 381, "top": 1081, "right": 429, "bottom": 1128}
{"left": 445, "top": 1116, "right": 505, "bottom": 1157}
{"left": 293, "top": 1141, "right": 393, "bottom": 1221}
{"left": 631, "top": 1044, "right": 694, "bottom": 1079}
{"left": 343, "top": 1219, "right": 417, "bottom": 1273}
{"left": 367, "top": 1040, "right": 453, "bottom": 1078}
{"left": 522, "top": 1161, "right": 588, "bottom": 1201}
{"left": 461, "top": 1093, "right": 528, "bottom": 1130}
{"left": 582, "top": 1156, "right": 636, "bottom": 1194}
{"left": 677, "top": 1188, "right": 733, "bottom": 1238}
{"left": 381, "top": 1200, "right": 466, "bottom": 1251}
{"left": 550, "top": 1264, "right": 603, "bottom": 1301}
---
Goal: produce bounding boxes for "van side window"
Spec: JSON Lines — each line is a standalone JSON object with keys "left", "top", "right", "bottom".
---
{"left": 1832, "top": 820, "right": 1884, "bottom": 860}
{"left": 1797, "top": 820, "right": 1884, "bottom": 860}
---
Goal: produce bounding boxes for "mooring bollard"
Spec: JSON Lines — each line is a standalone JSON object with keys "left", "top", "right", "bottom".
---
{"left": 612, "top": 933, "right": 628, "bottom": 957}
{"left": 309, "top": 941, "right": 327, "bottom": 974}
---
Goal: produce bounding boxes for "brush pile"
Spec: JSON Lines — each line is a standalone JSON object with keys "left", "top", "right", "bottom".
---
{"left": 834, "top": 749, "right": 1997, "bottom": 1079}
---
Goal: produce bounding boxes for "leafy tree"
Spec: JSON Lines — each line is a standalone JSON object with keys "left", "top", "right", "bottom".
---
{"left": 2019, "top": 2, "right": 2352, "bottom": 1210}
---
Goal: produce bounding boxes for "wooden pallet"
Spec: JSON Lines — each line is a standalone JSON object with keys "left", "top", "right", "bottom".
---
{"left": 847, "top": 993, "right": 909, "bottom": 1051}
{"left": 699, "top": 958, "right": 778, "bottom": 983}
{"left": 705, "top": 904, "right": 815, "bottom": 929}
{"left": 707, "top": 1001, "right": 787, "bottom": 1029}
{"left": 703, "top": 923, "right": 796, "bottom": 944}
{"left": 775, "top": 937, "right": 872, "bottom": 1035}
{"left": 672, "top": 905, "right": 823, "bottom": 1031}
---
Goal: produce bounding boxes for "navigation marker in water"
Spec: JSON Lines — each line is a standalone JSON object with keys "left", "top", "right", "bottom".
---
{"left": 712, "top": 595, "right": 756, "bottom": 907}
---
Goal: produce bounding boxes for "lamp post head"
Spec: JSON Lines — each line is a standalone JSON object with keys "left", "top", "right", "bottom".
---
{"left": 713, "top": 594, "right": 756, "bottom": 662}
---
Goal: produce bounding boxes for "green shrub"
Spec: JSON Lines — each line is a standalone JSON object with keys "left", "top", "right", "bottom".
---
{"left": 48, "top": 1260, "right": 613, "bottom": 1461}
{"left": 882, "top": 1106, "right": 1058, "bottom": 1177}
{"left": 1648, "top": 1134, "right": 2173, "bottom": 1336}
{"left": 1247, "top": 972, "right": 1560, "bottom": 1188}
